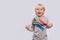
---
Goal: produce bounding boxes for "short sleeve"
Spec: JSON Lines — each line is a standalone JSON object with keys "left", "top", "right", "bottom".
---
{"left": 28, "top": 18, "right": 35, "bottom": 32}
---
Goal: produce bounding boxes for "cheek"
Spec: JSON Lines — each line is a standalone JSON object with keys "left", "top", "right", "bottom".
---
{"left": 41, "top": 11, "right": 44, "bottom": 14}
{"left": 35, "top": 11, "right": 38, "bottom": 13}
{"left": 35, "top": 10, "right": 38, "bottom": 12}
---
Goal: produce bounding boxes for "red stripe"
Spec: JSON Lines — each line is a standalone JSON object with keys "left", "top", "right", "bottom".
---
{"left": 38, "top": 18, "right": 47, "bottom": 26}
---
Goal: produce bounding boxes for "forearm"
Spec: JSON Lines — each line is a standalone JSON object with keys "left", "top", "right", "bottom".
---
{"left": 25, "top": 25, "right": 34, "bottom": 32}
{"left": 46, "top": 22, "right": 53, "bottom": 29}
{"left": 27, "top": 26, "right": 34, "bottom": 32}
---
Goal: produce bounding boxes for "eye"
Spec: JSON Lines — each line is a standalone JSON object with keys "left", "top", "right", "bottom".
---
{"left": 36, "top": 9, "right": 39, "bottom": 10}
{"left": 40, "top": 9, "right": 43, "bottom": 10}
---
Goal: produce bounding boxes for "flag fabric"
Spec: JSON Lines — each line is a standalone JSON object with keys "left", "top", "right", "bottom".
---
{"left": 32, "top": 16, "right": 47, "bottom": 31}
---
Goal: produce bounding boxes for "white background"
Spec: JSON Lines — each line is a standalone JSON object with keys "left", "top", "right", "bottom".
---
{"left": 0, "top": 0, "right": 60, "bottom": 40}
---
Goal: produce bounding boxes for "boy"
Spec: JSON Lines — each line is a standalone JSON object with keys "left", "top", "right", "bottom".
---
{"left": 25, "top": 3, "right": 53, "bottom": 40}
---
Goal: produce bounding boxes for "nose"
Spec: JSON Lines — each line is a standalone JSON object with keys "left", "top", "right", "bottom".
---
{"left": 38, "top": 10, "right": 41, "bottom": 12}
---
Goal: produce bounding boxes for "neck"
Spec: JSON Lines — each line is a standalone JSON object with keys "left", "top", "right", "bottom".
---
{"left": 38, "top": 15, "right": 44, "bottom": 18}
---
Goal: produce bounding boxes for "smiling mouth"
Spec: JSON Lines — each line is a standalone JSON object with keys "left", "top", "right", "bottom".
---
{"left": 38, "top": 13, "right": 41, "bottom": 14}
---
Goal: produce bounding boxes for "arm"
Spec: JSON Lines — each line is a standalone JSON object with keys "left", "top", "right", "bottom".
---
{"left": 44, "top": 17, "right": 53, "bottom": 29}
{"left": 39, "top": 16, "right": 53, "bottom": 29}
{"left": 46, "top": 22, "right": 53, "bottom": 29}
{"left": 25, "top": 24, "right": 34, "bottom": 32}
{"left": 39, "top": 19, "right": 53, "bottom": 28}
{"left": 25, "top": 18, "right": 35, "bottom": 32}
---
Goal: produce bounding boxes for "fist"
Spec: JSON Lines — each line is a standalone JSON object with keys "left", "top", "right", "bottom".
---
{"left": 25, "top": 24, "right": 30, "bottom": 30}
{"left": 46, "top": 22, "right": 53, "bottom": 28}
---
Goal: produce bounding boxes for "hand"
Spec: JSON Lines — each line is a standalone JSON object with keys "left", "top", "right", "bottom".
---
{"left": 25, "top": 24, "right": 30, "bottom": 30}
{"left": 46, "top": 22, "right": 53, "bottom": 28}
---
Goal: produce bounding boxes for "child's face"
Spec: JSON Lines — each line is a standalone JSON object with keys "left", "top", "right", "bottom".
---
{"left": 35, "top": 5, "right": 45, "bottom": 17}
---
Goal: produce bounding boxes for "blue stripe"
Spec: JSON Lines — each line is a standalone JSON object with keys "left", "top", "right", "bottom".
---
{"left": 34, "top": 23, "right": 45, "bottom": 31}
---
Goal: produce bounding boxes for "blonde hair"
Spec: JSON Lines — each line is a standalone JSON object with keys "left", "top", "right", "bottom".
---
{"left": 35, "top": 3, "right": 45, "bottom": 11}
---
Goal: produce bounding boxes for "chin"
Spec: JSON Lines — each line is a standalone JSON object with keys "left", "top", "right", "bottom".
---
{"left": 38, "top": 15, "right": 43, "bottom": 17}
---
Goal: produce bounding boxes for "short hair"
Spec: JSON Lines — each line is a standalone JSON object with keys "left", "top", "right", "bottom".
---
{"left": 35, "top": 3, "right": 45, "bottom": 11}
